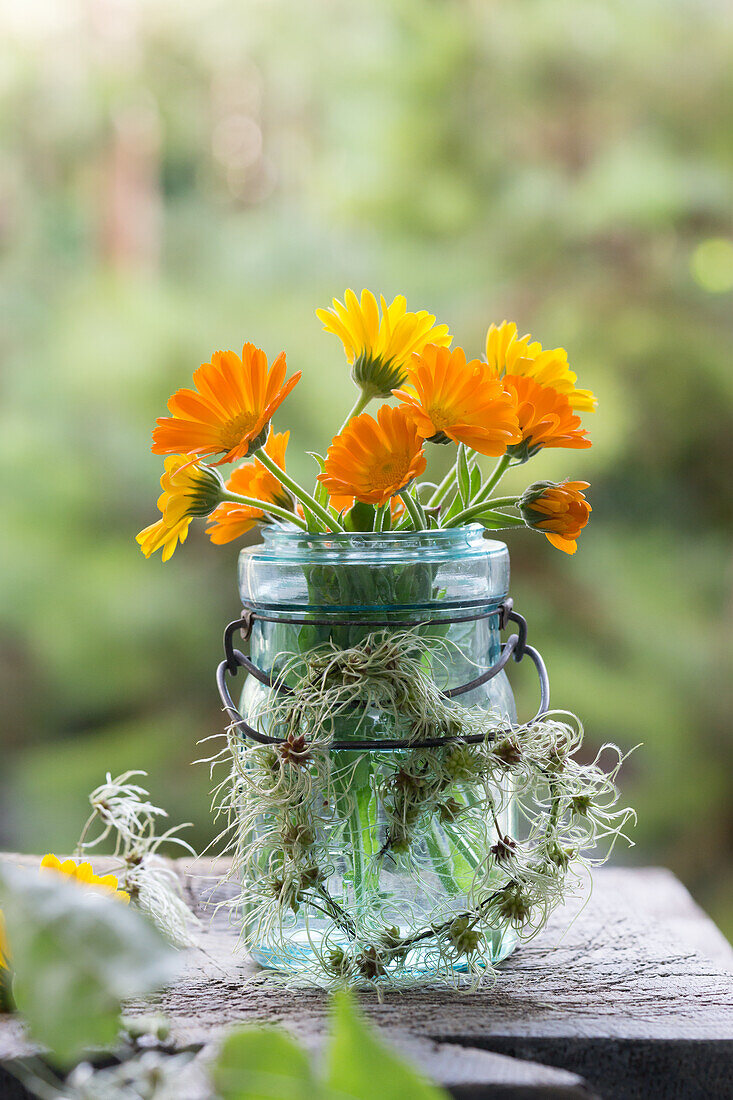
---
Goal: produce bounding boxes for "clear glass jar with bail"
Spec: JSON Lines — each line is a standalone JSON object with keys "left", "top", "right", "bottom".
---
{"left": 217, "top": 525, "right": 549, "bottom": 984}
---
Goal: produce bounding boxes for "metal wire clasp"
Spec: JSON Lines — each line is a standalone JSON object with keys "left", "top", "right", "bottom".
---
{"left": 224, "top": 610, "right": 254, "bottom": 675}
{"left": 214, "top": 598, "right": 551, "bottom": 750}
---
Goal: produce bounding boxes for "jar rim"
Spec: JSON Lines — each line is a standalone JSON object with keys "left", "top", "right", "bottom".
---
{"left": 257, "top": 523, "right": 506, "bottom": 552}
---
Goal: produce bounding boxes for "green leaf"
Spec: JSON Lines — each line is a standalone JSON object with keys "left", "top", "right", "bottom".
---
{"left": 456, "top": 444, "right": 470, "bottom": 507}
{"left": 213, "top": 1027, "right": 325, "bottom": 1100}
{"left": 441, "top": 492, "right": 463, "bottom": 524}
{"left": 0, "top": 862, "right": 178, "bottom": 1065}
{"left": 307, "top": 452, "right": 329, "bottom": 509}
{"left": 344, "top": 501, "right": 376, "bottom": 532}
{"left": 469, "top": 461, "right": 483, "bottom": 500}
{"left": 327, "top": 990, "right": 449, "bottom": 1100}
{"left": 300, "top": 501, "right": 326, "bottom": 532}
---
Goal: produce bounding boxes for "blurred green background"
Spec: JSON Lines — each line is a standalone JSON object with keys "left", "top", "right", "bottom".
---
{"left": 1, "top": 0, "right": 731, "bottom": 935}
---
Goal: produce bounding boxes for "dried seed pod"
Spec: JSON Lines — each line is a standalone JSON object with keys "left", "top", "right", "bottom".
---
{"left": 277, "top": 733, "right": 312, "bottom": 766}
{"left": 438, "top": 796, "right": 464, "bottom": 823}
{"left": 495, "top": 885, "right": 532, "bottom": 926}
{"left": 492, "top": 738, "right": 522, "bottom": 767}
{"left": 356, "top": 945, "right": 387, "bottom": 979}
{"left": 447, "top": 915, "right": 482, "bottom": 955}
{"left": 490, "top": 835, "right": 518, "bottom": 863}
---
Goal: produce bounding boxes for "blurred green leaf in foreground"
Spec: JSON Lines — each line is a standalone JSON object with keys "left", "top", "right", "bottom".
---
{"left": 214, "top": 990, "right": 448, "bottom": 1100}
{"left": 0, "top": 862, "right": 178, "bottom": 1065}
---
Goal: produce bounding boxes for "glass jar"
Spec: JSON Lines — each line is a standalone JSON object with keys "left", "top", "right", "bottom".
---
{"left": 235, "top": 526, "right": 520, "bottom": 981}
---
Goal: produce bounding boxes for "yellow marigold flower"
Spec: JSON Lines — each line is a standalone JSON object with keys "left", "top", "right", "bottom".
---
{"left": 318, "top": 405, "right": 427, "bottom": 507}
{"left": 485, "top": 320, "right": 536, "bottom": 375}
{"left": 485, "top": 321, "right": 597, "bottom": 413}
{"left": 136, "top": 516, "right": 190, "bottom": 562}
{"left": 158, "top": 455, "right": 224, "bottom": 526}
{"left": 40, "top": 854, "right": 130, "bottom": 903}
{"left": 136, "top": 455, "right": 223, "bottom": 562}
{"left": 152, "top": 343, "right": 301, "bottom": 465}
{"left": 316, "top": 289, "right": 451, "bottom": 398}
{"left": 207, "top": 430, "right": 293, "bottom": 545}
{"left": 393, "top": 344, "right": 521, "bottom": 456}
{"left": 519, "top": 480, "right": 591, "bottom": 555}
{"left": 504, "top": 374, "right": 591, "bottom": 460}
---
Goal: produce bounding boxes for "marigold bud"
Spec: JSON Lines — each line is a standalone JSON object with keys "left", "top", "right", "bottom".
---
{"left": 518, "top": 480, "right": 591, "bottom": 555}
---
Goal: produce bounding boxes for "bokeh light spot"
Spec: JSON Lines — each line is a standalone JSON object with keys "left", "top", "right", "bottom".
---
{"left": 691, "top": 238, "right": 733, "bottom": 293}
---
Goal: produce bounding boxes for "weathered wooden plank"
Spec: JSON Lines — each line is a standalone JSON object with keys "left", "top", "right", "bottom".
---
{"left": 1, "top": 858, "right": 732, "bottom": 1099}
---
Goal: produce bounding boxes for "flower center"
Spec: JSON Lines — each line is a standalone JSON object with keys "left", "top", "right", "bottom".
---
{"left": 220, "top": 410, "right": 259, "bottom": 451}
{"left": 369, "top": 454, "right": 410, "bottom": 492}
{"left": 427, "top": 404, "right": 453, "bottom": 432}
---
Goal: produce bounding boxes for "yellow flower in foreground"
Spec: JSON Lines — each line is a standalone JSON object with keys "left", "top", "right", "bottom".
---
{"left": 519, "top": 480, "right": 591, "bottom": 555}
{"left": 485, "top": 321, "right": 597, "bottom": 413}
{"left": 40, "top": 854, "right": 130, "bottom": 903}
{"left": 394, "top": 344, "right": 521, "bottom": 456}
{"left": 152, "top": 343, "right": 301, "bottom": 465}
{"left": 318, "top": 405, "right": 427, "bottom": 507}
{"left": 317, "top": 289, "right": 451, "bottom": 398}
{"left": 136, "top": 455, "right": 223, "bottom": 561}
{"left": 207, "top": 430, "right": 293, "bottom": 545}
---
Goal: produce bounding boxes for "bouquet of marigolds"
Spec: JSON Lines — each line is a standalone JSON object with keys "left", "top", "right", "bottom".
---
{"left": 136, "top": 289, "right": 593, "bottom": 558}
{"left": 134, "top": 291, "right": 628, "bottom": 993}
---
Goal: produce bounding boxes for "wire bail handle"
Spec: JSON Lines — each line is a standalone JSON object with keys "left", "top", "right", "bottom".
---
{"left": 215, "top": 597, "right": 550, "bottom": 751}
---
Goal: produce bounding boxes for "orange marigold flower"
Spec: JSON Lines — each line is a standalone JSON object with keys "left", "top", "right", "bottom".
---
{"left": 151, "top": 343, "right": 301, "bottom": 465}
{"left": 393, "top": 345, "right": 521, "bottom": 457}
{"left": 485, "top": 321, "right": 597, "bottom": 413}
{"left": 504, "top": 375, "right": 591, "bottom": 460}
{"left": 40, "top": 854, "right": 130, "bottom": 903}
{"left": 318, "top": 405, "right": 427, "bottom": 507}
{"left": 316, "top": 289, "right": 451, "bottom": 398}
{"left": 207, "top": 430, "right": 293, "bottom": 545}
{"left": 519, "top": 480, "right": 591, "bottom": 555}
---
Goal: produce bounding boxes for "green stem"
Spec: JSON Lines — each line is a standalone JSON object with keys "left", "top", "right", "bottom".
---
{"left": 391, "top": 879, "right": 518, "bottom": 953}
{"left": 399, "top": 489, "right": 428, "bottom": 531}
{"left": 222, "top": 490, "right": 309, "bottom": 530}
{"left": 255, "top": 450, "right": 344, "bottom": 533}
{"left": 443, "top": 498, "right": 522, "bottom": 529}
{"left": 471, "top": 454, "right": 512, "bottom": 506}
{"left": 313, "top": 883, "right": 357, "bottom": 939}
{"left": 338, "top": 389, "right": 372, "bottom": 434}
{"left": 426, "top": 463, "right": 457, "bottom": 508}
{"left": 479, "top": 495, "right": 517, "bottom": 509}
